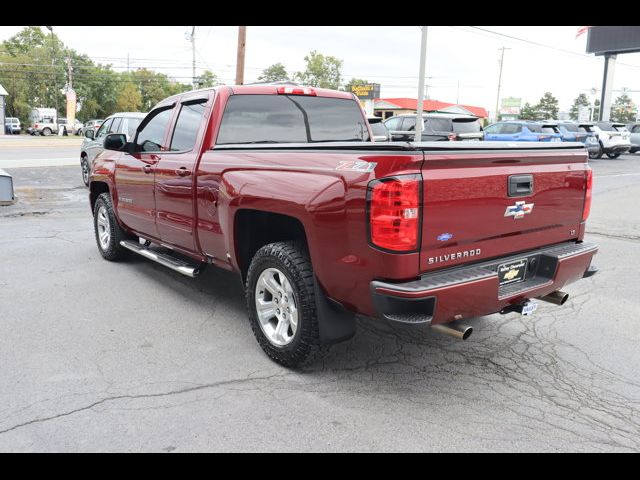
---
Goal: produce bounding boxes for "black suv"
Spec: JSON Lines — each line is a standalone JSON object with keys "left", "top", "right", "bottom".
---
{"left": 382, "top": 113, "right": 484, "bottom": 142}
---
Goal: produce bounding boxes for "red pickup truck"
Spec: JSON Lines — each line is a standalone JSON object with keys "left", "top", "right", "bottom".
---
{"left": 89, "top": 85, "right": 598, "bottom": 367}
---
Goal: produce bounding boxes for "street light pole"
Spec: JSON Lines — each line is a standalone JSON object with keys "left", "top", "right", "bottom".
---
{"left": 415, "top": 26, "right": 428, "bottom": 142}
{"left": 236, "top": 26, "right": 247, "bottom": 85}
{"left": 494, "top": 46, "right": 510, "bottom": 122}
{"left": 45, "top": 26, "right": 59, "bottom": 117}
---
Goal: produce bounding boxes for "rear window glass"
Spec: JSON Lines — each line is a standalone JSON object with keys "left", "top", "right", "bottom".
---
{"left": 526, "top": 124, "right": 543, "bottom": 133}
{"left": 613, "top": 125, "right": 628, "bottom": 132}
{"left": 596, "top": 123, "right": 616, "bottom": 131}
{"left": 217, "top": 95, "right": 369, "bottom": 144}
{"left": 560, "top": 124, "right": 580, "bottom": 132}
{"left": 426, "top": 118, "right": 452, "bottom": 132}
{"left": 452, "top": 119, "right": 481, "bottom": 133}
{"left": 541, "top": 126, "right": 558, "bottom": 133}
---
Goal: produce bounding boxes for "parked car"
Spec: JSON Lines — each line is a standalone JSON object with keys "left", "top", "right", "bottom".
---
{"left": 383, "top": 113, "right": 484, "bottom": 141}
{"left": 483, "top": 121, "right": 563, "bottom": 142}
{"left": 88, "top": 85, "right": 597, "bottom": 367}
{"left": 80, "top": 112, "right": 145, "bottom": 186}
{"left": 555, "top": 122, "right": 601, "bottom": 157}
{"left": 367, "top": 117, "right": 390, "bottom": 142}
{"left": 625, "top": 123, "right": 640, "bottom": 153}
{"left": 4, "top": 117, "right": 21, "bottom": 134}
{"left": 57, "top": 118, "right": 84, "bottom": 135}
{"left": 580, "top": 122, "right": 631, "bottom": 159}
{"left": 79, "top": 119, "right": 104, "bottom": 136}
{"left": 30, "top": 117, "right": 57, "bottom": 136}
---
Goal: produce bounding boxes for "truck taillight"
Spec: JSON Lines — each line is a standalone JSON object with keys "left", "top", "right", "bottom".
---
{"left": 582, "top": 168, "right": 593, "bottom": 222}
{"left": 276, "top": 86, "right": 316, "bottom": 96}
{"left": 367, "top": 175, "right": 421, "bottom": 252}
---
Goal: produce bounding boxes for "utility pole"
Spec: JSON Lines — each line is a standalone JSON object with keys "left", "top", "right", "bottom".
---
{"left": 127, "top": 52, "right": 130, "bottom": 73}
{"left": 67, "top": 57, "right": 72, "bottom": 91}
{"left": 188, "top": 26, "right": 196, "bottom": 89}
{"left": 494, "top": 46, "right": 510, "bottom": 122}
{"left": 236, "top": 26, "right": 247, "bottom": 85}
{"left": 456, "top": 81, "right": 460, "bottom": 104}
{"left": 415, "top": 26, "right": 428, "bottom": 142}
{"left": 45, "top": 26, "right": 59, "bottom": 117}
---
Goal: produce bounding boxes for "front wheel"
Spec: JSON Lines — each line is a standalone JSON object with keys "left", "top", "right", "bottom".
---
{"left": 81, "top": 156, "right": 90, "bottom": 187}
{"left": 246, "top": 241, "right": 328, "bottom": 367}
{"left": 589, "top": 144, "right": 603, "bottom": 159}
{"left": 606, "top": 152, "right": 620, "bottom": 159}
{"left": 42, "top": 127, "right": 51, "bottom": 136}
{"left": 93, "top": 193, "right": 131, "bottom": 261}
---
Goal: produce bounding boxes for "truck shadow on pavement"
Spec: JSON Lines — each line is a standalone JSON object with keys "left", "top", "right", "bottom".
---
{"left": 125, "top": 254, "right": 640, "bottom": 451}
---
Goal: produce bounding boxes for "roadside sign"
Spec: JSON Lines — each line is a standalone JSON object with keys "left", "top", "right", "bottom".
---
{"left": 578, "top": 105, "right": 591, "bottom": 122}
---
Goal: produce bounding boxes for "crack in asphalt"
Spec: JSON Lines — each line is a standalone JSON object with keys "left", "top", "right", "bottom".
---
{"left": 0, "top": 373, "right": 287, "bottom": 436}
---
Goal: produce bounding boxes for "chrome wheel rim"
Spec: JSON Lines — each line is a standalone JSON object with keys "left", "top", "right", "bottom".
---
{"left": 96, "top": 205, "right": 111, "bottom": 250}
{"left": 82, "top": 159, "right": 89, "bottom": 184}
{"left": 254, "top": 267, "right": 298, "bottom": 346}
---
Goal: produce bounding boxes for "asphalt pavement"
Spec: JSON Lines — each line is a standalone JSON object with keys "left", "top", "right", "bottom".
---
{"left": 0, "top": 149, "right": 638, "bottom": 452}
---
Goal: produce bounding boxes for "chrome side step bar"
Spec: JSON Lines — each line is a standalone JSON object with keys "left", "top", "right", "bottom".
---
{"left": 120, "top": 240, "right": 203, "bottom": 278}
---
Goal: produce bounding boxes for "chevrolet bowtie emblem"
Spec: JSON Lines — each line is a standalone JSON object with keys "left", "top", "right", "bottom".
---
{"left": 503, "top": 269, "right": 520, "bottom": 280}
{"left": 504, "top": 201, "right": 534, "bottom": 219}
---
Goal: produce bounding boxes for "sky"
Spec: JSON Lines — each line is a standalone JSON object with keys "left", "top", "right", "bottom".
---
{"left": 2, "top": 25, "right": 640, "bottom": 116}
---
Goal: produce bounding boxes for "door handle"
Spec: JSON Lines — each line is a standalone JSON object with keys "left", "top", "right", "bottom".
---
{"left": 175, "top": 167, "right": 191, "bottom": 177}
{"left": 143, "top": 164, "right": 154, "bottom": 174}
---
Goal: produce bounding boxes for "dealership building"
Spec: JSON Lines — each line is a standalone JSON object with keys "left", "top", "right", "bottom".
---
{"left": 373, "top": 98, "right": 489, "bottom": 120}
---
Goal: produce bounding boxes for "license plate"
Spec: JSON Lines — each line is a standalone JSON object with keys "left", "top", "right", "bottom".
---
{"left": 498, "top": 258, "right": 527, "bottom": 286}
{"left": 521, "top": 301, "right": 538, "bottom": 316}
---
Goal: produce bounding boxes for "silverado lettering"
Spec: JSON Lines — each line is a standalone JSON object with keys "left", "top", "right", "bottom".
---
{"left": 88, "top": 84, "right": 598, "bottom": 367}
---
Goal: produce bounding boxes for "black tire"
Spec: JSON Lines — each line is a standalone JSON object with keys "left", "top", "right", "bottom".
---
{"left": 589, "top": 143, "right": 603, "bottom": 159}
{"left": 93, "top": 192, "right": 131, "bottom": 261}
{"left": 81, "top": 156, "right": 90, "bottom": 187}
{"left": 606, "top": 152, "right": 620, "bottom": 159}
{"left": 246, "top": 241, "right": 328, "bottom": 368}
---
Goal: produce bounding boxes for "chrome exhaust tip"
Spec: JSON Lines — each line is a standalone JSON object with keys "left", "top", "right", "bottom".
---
{"left": 431, "top": 323, "right": 473, "bottom": 341}
{"left": 539, "top": 290, "right": 569, "bottom": 306}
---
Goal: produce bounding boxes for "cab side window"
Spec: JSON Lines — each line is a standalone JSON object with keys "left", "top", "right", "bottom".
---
{"left": 109, "top": 117, "right": 122, "bottom": 134}
{"left": 170, "top": 100, "right": 207, "bottom": 151}
{"left": 384, "top": 116, "right": 402, "bottom": 131}
{"left": 136, "top": 107, "right": 174, "bottom": 152}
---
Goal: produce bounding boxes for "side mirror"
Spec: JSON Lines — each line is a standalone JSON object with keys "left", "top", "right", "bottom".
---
{"left": 104, "top": 133, "right": 127, "bottom": 151}
{"left": 84, "top": 129, "right": 94, "bottom": 139}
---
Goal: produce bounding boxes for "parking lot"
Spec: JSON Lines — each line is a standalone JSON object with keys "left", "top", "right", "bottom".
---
{"left": 0, "top": 143, "right": 639, "bottom": 452}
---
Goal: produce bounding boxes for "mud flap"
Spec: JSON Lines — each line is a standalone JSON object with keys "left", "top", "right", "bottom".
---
{"left": 313, "top": 277, "right": 356, "bottom": 344}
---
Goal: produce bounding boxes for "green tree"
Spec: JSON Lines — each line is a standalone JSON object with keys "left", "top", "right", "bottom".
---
{"left": 535, "top": 92, "right": 559, "bottom": 120}
{"left": 343, "top": 77, "right": 369, "bottom": 93}
{"left": 196, "top": 70, "right": 220, "bottom": 88}
{"left": 611, "top": 93, "right": 636, "bottom": 123}
{"left": 569, "top": 93, "right": 591, "bottom": 121}
{"left": 116, "top": 81, "right": 142, "bottom": 112}
{"left": 519, "top": 102, "right": 539, "bottom": 120}
{"left": 258, "top": 63, "right": 289, "bottom": 83}
{"left": 295, "top": 50, "right": 342, "bottom": 89}
{"left": 2, "top": 26, "right": 47, "bottom": 56}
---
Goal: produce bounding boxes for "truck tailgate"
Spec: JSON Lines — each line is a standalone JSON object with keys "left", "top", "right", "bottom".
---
{"left": 417, "top": 144, "right": 589, "bottom": 273}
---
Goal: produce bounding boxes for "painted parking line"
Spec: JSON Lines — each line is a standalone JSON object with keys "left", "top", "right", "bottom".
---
{"left": 0, "top": 157, "right": 79, "bottom": 168}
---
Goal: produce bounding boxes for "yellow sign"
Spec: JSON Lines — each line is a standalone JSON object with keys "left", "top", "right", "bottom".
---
{"left": 350, "top": 84, "right": 380, "bottom": 100}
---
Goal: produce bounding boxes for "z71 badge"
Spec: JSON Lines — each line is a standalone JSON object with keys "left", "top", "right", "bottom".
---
{"left": 335, "top": 161, "right": 377, "bottom": 173}
{"left": 504, "top": 201, "right": 534, "bottom": 219}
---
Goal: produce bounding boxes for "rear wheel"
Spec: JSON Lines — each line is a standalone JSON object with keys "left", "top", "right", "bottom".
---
{"left": 42, "top": 127, "right": 52, "bottom": 136}
{"left": 606, "top": 152, "right": 620, "bottom": 159}
{"left": 81, "top": 156, "right": 90, "bottom": 187}
{"left": 246, "top": 241, "right": 328, "bottom": 367}
{"left": 93, "top": 193, "right": 131, "bottom": 261}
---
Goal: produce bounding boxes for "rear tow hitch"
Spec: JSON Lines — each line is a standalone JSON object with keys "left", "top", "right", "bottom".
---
{"left": 501, "top": 300, "right": 538, "bottom": 316}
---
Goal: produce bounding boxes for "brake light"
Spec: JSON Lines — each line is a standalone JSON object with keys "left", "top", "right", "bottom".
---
{"left": 582, "top": 168, "right": 593, "bottom": 222}
{"left": 368, "top": 175, "right": 421, "bottom": 252}
{"left": 448, "top": 133, "right": 458, "bottom": 141}
{"left": 276, "top": 86, "right": 317, "bottom": 96}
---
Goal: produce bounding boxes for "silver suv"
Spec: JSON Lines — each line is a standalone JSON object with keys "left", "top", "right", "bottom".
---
{"left": 80, "top": 112, "right": 146, "bottom": 186}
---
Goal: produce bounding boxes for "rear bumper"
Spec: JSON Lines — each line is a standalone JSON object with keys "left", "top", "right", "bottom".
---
{"left": 602, "top": 144, "right": 630, "bottom": 154}
{"left": 371, "top": 241, "right": 598, "bottom": 325}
